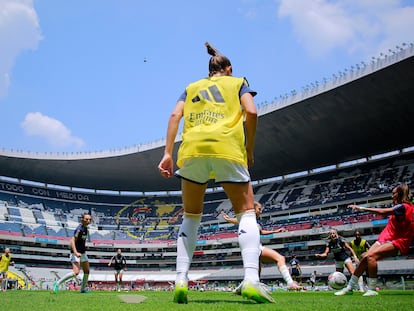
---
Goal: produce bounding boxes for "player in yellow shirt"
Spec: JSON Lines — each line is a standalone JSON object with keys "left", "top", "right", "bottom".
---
{"left": 158, "top": 42, "right": 273, "bottom": 304}
{"left": 350, "top": 230, "right": 370, "bottom": 292}
{"left": 0, "top": 248, "right": 15, "bottom": 292}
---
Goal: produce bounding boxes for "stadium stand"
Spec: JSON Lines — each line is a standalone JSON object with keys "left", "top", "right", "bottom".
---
{"left": 1, "top": 150, "right": 413, "bottom": 291}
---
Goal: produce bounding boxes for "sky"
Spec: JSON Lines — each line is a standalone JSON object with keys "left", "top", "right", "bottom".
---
{"left": 1, "top": 0, "right": 414, "bottom": 154}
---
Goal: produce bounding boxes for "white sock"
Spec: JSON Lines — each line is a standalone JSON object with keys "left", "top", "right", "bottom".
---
{"left": 367, "top": 277, "right": 377, "bottom": 290}
{"left": 358, "top": 276, "right": 364, "bottom": 290}
{"left": 279, "top": 264, "right": 294, "bottom": 286}
{"left": 58, "top": 272, "right": 76, "bottom": 286}
{"left": 346, "top": 274, "right": 359, "bottom": 290}
{"left": 175, "top": 212, "right": 201, "bottom": 283}
{"left": 237, "top": 210, "right": 260, "bottom": 283}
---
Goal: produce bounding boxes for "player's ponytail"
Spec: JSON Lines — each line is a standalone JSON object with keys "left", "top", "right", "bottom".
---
{"left": 205, "top": 42, "right": 232, "bottom": 77}
{"left": 205, "top": 42, "right": 220, "bottom": 57}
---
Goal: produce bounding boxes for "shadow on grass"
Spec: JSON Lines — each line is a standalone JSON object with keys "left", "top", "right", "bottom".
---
{"left": 189, "top": 298, "right": 271, "bottom": 305}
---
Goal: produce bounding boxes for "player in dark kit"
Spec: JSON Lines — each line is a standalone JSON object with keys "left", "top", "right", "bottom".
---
{"left": 108, "top": 248, "right": 127, "bottom": 292}
{"left": 289, "top": 255, "right": 302, "bottom": 286}
{"left": 315, "top": 228, "right": 358, "bottom": 275}
{"left": 53, "top": 213, "right": 92, "bottom": 294}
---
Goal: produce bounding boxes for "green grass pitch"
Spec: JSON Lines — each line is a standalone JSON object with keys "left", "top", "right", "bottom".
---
{"left": 1, "top": 289, "right": 413, "bottom": 311}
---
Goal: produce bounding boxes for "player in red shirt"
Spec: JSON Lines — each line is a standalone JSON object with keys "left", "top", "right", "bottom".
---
{"left": 335, "top": 183, "right": 414, "bottom": 297}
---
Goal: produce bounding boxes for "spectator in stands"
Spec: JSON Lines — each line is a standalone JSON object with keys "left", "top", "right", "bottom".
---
{"left": 289, "top": 255, "right": 302, "bottom": 286}
{"left": 222, "top": 202, "right": 301, "bottom": 291}
{"left": 315, "top": 228, "right": 359, "bottom": 282}
{"left": 108, "top": 248, "right": 127, "bottom": 292}
{"left": 335, "top": 183, "right": 414, "bottom": 297}
{"left": 0, "top": 247, "right": 14, "bottom": 292}
{"left": 158, "top": 42, "right": 273, "bottom": 304}
{"left": 350, "top": 229, "right": 370, "bottom": 292}
{"left": 53, "top": 213, "right": 92, "bottom": 294}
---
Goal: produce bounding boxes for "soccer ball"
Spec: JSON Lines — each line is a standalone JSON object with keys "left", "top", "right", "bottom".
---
{"left": 328, "top": 272, "right": 347, "bottom": 290}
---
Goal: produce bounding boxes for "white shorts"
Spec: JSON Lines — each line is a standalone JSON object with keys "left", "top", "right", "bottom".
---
{"left": 175, "top": 158, "right": 250, "bottom": 184}
{"left": 70, "top": 253, "right": 88, "bottom": 263}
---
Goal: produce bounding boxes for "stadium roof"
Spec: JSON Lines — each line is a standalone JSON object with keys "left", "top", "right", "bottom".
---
{"left": 1, "top": 48, "right": 414, "bottom": 193}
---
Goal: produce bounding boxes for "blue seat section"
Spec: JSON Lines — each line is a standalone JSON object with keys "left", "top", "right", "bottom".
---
{"left": 0, "top": 191, "right": 18, "bottom": 205}
{"left": 89, "top": 229, "right": 113, "bottom": 240}
{"left": 32, "top": 209, "right": 45, "bottom": 224}
{"left": 21, "top": 224, "right": 48, "bottom": 236}
{"left": 46, "top": 226, "right": 68, "bottom": 237}
{"left": 0, "top": 221, "right": 22, "bottom": 234}
{"left": 7, "top": 206, "right": 22, "bottom": 223}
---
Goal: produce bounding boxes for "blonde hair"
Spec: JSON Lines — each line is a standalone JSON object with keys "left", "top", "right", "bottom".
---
{"left": 324, "top": 228, "right": 345, "bottom": 241}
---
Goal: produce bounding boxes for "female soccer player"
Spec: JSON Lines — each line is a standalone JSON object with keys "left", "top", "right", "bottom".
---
{"left": 0, "top": 248, "right": 14, "bottom": 292}
{"left": 335, "top": 183, "right": 414, "bottom": 296}
{"left": 53, "top": 213, "right": 92, "bottom": 294}
{"left": 158, "top": 42, "right": 273, "bottom": 304}
{"left": 350, "top": 229, "right": 370, "bottom": 291}
{"left": 315, "top": 228, "right": 359, "bottom": 284}
{"left": 108, "top": 248, "right": 127, "bottom": 292}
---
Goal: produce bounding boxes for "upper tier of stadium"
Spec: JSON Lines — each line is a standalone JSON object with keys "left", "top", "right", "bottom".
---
{"left": 1, "top": 44, "right": 414, "bottom": 192}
